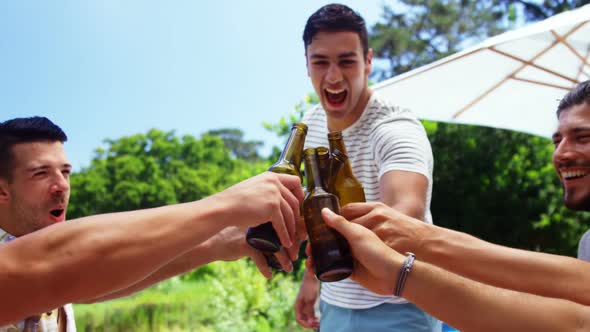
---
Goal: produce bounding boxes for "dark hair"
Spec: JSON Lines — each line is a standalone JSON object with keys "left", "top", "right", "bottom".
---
{"left": 557, "top": 80, "right": 590, "bottom": 118}
{"left": 303, "top": 3, "right": 369, "bottom": 59}
{"left": 0, "top": 116, "right": 67, "bottom": 180}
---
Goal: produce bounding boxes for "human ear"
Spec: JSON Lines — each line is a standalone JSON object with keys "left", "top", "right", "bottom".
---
{"left": 0, "top": 180, "right": 9, "bottom": 204}
{"left": 366, "top": 48, "right": 373, "bottom": 75}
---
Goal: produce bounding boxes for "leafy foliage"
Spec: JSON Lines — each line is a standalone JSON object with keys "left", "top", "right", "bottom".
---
{"left": 426, "top": 122, "right": 590, "bottom": 254}
{"left": 369, "top": 0, "right": 590, "bottom": 79}
{"left": 69, "top": 128, "right": 267, "bottom": 218}
{"left": 203, "top": 260, "right": 303, "bottom": 332}
{"left": 206, "top": 128, "right": 264, "bottom": 161}
{"left": 500, "top": 0, "right": 590, "bottom": 20}
{"left": 370, "top": 0, "right": 508, "bottom": 79}
{"left": 75, "top": 261, "right": 306, "bottom": 332}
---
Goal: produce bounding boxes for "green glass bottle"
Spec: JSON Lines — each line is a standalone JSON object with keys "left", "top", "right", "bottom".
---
{"left": 303, "top": 148, "right": 352, "bottom": 282}
{"left": 327, "top": 148, "right": 347, "bottom": 194}
{"left": 327, "top": 131, "right": 366, "bottom": 206}
{"left": 246, "top": 123, "right": 307, "bottom": 254}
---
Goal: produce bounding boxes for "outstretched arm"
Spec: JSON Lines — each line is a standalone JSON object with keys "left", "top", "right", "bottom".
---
{"left": 0, "top": 172, "right": 303, "bottom": 325}
{"left": 322, "top": 208, "right": 590, "bottom": 332}
{"left": 82, "top": 226, "right": 271, "bottom": 303}
{"left": 342, "top": 202, "right": 590, "bottom": 306}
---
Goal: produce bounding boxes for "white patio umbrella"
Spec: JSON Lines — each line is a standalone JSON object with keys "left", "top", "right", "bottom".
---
{"left": 373, "top": 4, "right": 590, "bottom": 138}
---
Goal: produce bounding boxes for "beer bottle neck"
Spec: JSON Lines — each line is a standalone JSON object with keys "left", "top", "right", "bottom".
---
{"left": 304, "top": 151, "right": 328, "bottom": 194}
{"left": 279, "top": 127, "right": 306, "bottom": 169}
{"left": 328, "top": 136, "right": 355, "bottom": 177}
{"left": 317, "top": 147, "right": 330, "bottom": 189}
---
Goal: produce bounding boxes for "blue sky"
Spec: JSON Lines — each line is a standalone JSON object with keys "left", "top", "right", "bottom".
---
{"left": 1, "top": 1, "right": 385, "bottom": 170}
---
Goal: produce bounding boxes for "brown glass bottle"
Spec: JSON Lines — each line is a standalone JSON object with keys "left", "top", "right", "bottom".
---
{"left": 327, "top": 131, "right": 366, "bottom": 206}
{"left": 316, "top": 146, "right": 331, "bottom": 189}
{"left": 303, "top": 148, "right": 353, "bottom": 282}
{"left": 246, "top": 123, "right": 307, "bottom": 254}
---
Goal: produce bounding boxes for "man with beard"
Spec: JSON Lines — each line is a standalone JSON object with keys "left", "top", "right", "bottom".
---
{"left": 0, "top": 117, "right": 304, "bottom": 328}
{"left": 313, "top": 80, "right": 590, "bottom": 330}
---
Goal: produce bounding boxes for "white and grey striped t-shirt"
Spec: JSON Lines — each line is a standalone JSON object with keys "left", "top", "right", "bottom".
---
{"left": 302, "top": 92, "right": 434, "bottom": 309}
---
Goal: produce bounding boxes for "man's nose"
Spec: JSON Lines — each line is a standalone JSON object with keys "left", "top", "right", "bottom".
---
{"left": 326, "top": 64, "right": 343, "bottom": 84}
{"left": 554, "top": 138, "right": 576, "bottom": 164}
{"left": 50, "top": 174, "right": 70, "bottom": 194}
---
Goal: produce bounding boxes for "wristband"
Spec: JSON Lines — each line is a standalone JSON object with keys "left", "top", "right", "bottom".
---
{"left": 394, "top": 252, "right": 415, "bottom": 297}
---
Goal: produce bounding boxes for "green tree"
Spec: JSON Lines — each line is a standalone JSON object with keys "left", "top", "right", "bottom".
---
{"left": 500, "top": 0, "right": 590, "bottom": 20}
{"left": 426, "top": 122, "right": 590, "bottom": 254}
{"left": 69, "top": 128, "right": 268, "bottom": 218}
{"left": 370, "top": 0, "right": 509, "bottom": 79}
{"left": 369, "top": 0, "right": 590, "bottom": 79}
{"left": 206, "top": 128, "right": 264, "bottom": 161}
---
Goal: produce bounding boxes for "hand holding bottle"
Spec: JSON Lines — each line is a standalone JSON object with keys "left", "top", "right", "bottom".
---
{"left": 216, "top": 171, "right": 304, "bottom": 249}
{"left": 319, "top": 208, "right": 405, "bottom": 296}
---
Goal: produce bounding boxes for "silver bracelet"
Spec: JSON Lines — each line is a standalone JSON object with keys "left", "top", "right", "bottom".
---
{"left": 394, "top": 252, "right": 416, "bottom": 297}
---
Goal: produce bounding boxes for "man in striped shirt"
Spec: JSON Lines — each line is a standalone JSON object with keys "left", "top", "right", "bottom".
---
{"left": 294, "top": 4, "right": 440, "bottom": 332}
{"left": 313, "top": 80, "right": 590, "bottom": 331}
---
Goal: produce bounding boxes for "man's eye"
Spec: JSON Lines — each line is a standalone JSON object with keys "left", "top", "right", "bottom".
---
{"left": 340, "top": 60, "right": 355, "bottom": 65}
{"left": 34, "top": 171, "right": 47, "bottom": 177}
{"left": 312, "top": 61, "right": 328, "bottom": 66}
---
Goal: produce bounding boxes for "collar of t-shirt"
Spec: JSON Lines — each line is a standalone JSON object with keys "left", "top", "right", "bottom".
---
{"left": 0, "top": 226, "right": 15, "bottom": 244}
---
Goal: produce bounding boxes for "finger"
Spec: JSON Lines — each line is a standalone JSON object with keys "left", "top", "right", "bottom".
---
{"left": 275, "top": 173, "right": 305, "bottom": 204}
{"left": 286, "top": 220, "right": 307, "bottom": 261}
{"left": 321, "top": 207, "right": 362, "bottom": 239}
{"left": 294, "top": 297, "right": 306, "bottom": 326}
{"left": 286, "top": 239, "right": 300, "bottom": 261}
{"left": 309, "top": 318, "right": 320, "bottom": 329}
{"left": 279, "top": 195, "right": 296, "bottom": 247}
{"left": 270, "top": 200, "right": 293, "bottom": 249}
{"left": 274, "top": 249, "right": 294, "bottom": 272}
{"left": 295, "top": 305, "right": 314, "bottom": 329}
{"left": 277, "top": 178, "right": 302, "bottom": 225}
{"left": 301, "top": 303, "right": 317, "bottom": 328}
{"left": 294, "top": 314, "right": 308, "bottom": 328}
{"left": 340, "top": 202, "right": 380, "bottom": 219}
{"left": 250, "top": 250, "right": 272, "bottom": 279}
{"left": 295, "top": 317, "right": 313, "bottom": 329}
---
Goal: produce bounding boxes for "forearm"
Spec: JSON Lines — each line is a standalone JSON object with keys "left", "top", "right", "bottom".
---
{"left": 0, "top": 195, "right": 232, "bottom": 323}
{"left": 83, "top": 238, "right": 222, "bottom": 303}
{"left": 404, "top": 259, "right": 590, "bottom": 332}
{"left": 387, "top": 198, "right": 425, "bottom": 221}
{"left": 419, "top": 225, "right": 590, "bottom": 305}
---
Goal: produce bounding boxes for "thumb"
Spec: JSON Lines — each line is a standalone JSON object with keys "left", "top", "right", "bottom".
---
{"left": 322, "top": 208, "right": 355, "bottom": 238}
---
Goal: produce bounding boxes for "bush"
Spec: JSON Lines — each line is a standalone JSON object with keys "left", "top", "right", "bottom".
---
{"left": 74, "top": 260, "right": 306, "bottom": 332}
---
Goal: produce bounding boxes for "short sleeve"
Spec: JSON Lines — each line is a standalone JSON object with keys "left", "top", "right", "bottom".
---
{"left": 369, "top": 111, "right": 433, "bottom": 180}
{"left": 578, "top": 229, "right": 590, "bottom": 261}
